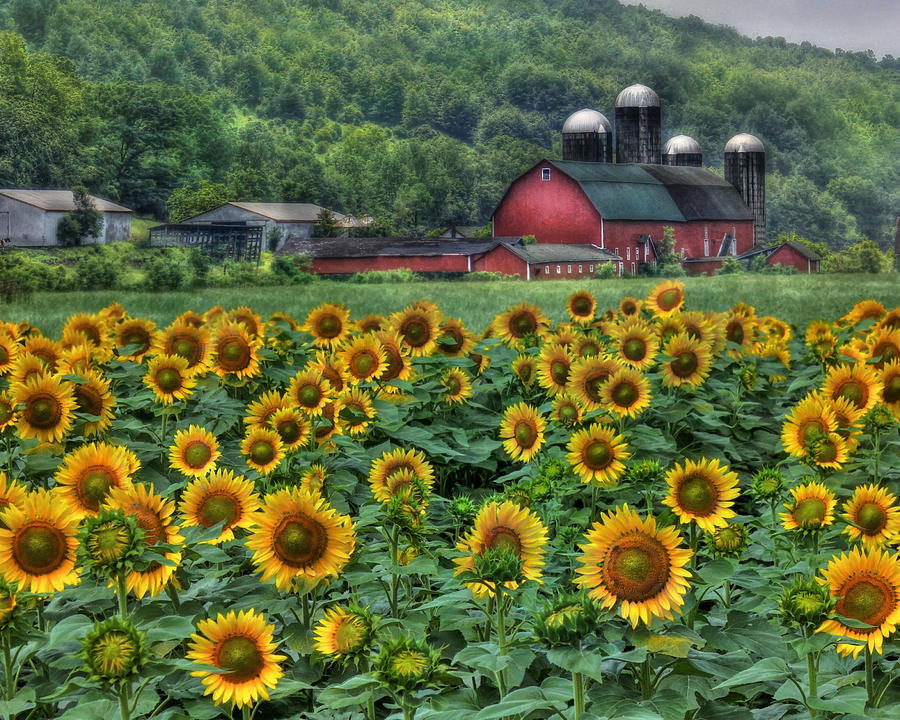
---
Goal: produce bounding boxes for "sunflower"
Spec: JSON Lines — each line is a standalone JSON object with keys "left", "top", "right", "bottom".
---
{"left": 391, "top": 302, "right": 443, "bottom": 357}
{"left": 247, "top": 487, "right": 356, "bottom": 590}
{"left": 99, "top": 301, "right": 126, "bottom": 323}
{"left": 313, "top": 605, "right": 376, "bottom": 662}
{"left": 660, "top": 333, "right": 712, "bottom": 389}
{"left": 826, "top": 395, "right": 866, "bottom": 439}
{"left": 12, "top": 373, "right": 77, "bottom": 443}
{"left": 309, "top": 350, "right": 350, "bottom": 394}
{"left": 244, "top": 390, "right": 289, "bottom": 430}
{"left": 492, "top": 302, "right": 549, "bottom": 345}
{"left": 881, "top": 360, "right": 900, "bottom": 417}
{"left": 62, "top": 313, "right": 110, "bottom": 354}
{"left": 357, "top": 314, "right": 386, "bottom": 334}
{"left": 211, "top": 322, "right": 261, "bottom": 380}
{"left": 0, "top": 488, "right": 80, "bottom": 594}
{"left": 567, "top": 291, "right": 597, "bottom": 325}
{"left": 169, "top": 425, "right": 221, "bottom": 478}
{"left": 568, "top": 355, "right": 621, "bottom": 412}
{"left": 303, "top": 302, "right": 353, "bottom": 347}
{"left": 780, "top": 482, "right": 837, "bottom": 532}
{"left": 180, "top": 470, "right": 261, "bottom": 544}
{"left": 602, "top": 366, "right": 651, "bottom": 418}
{"left": 436, "top": 318, "right": 476, "bottom": 357}
{"left": 154, "top": 321, "right": 211, "bottom": 372}
{"left": 677, "top": 311, "right": 715, "bottom": 344}
{"left": 0, "top": 392, "right": 19, "bottom": 433}
{"left": 268, "top": 407, "right": 310, "bottom": 449}
{"left": 499, "top": 402, "right": 546, "bottom": 463}
{"left": 338, "top": 388, "right": 376, "bottom": 436}
{"left": 143, "top": 354, "right": 197, "bottom": 405}
{"left": 842, "top": 299, "right": 886, "bottom": 327}
{"left": 23, "top": 335, "right": 62, "bottom": 372}
{"left": 441, "top": 367, "right": 472, "bottom": 405}
{"left": 56, "top": 341, "right": 96, "bottom": 376}
{"left": 816, "top": 546, "right": 900, "bottom": 657}
{"left": 823, "top": 363, "right": 882, "bottom": 413}
{"left": 8, "top": 353, "right": 46, "bottom": 387}
{"left": 299, "top": 464, "right": 327, "bottom": 495}
{"left": 842, "top": 484, "right": 900, "bottom": 547}
{"left": 187, "top": 608, "right": 286, "bottom": 708}
{"left": 55, "top": 442, "right": 136, "bottom": 517}
{"left": 619, "top": 297, "right": 642, "bottom": 317}
{"left": 201, "top": 307, "right": 225, "bottom": 327}
{"left": 103, "top": 483, "right": 183, "bottom": 598}
{"left": 0, "top": 472, "right": 27, "bottom": 525}
{"left": 71, "top": 369, "right": 116, "bottom": 437}
{"left": 551, "top": 391, "right": 583, "bottom": 427}
{"left": 662, "top": 458, "right": 740, "bottom": 533}
{"left": 612, "top": 317, "right": 660, "bottom": 370}
{"left": 339, "top": 334, "right": 386, "bottom": 384}
{"left": 576, "top": 504, "right": 692, "bottom": 627}
{"left": 241, "top": 428, "right": 284, "bottom": 476}
{"left": 781, "top": 393, "right": 838, "bottom": 458}
{"left": 0, "top": 331, "right": 19, "bottom": 376}
{"left": 511, "top": 355, "right": 537, "bottom": 388}
{"left": 80, "top": 616, "right": 149, "bottom": 686}
{"left": 226, "top": 306, "right": 264, "bottom": 338}
{"left": 809, "top": 431, "right": 850, "bottom": 469}
{"left": 287, "top": 369, "right": 331, "bottom": 416}
{"left": 369, "top": 448, "right": 435, "bottom": 502}
{"left": 314, "top": 399, "right": 344, "bottom": 443}
{"left": 454, "top": 500, "right": 548, "bottom": 597}
{"left": 646, "top": 280, "right": 685, "bottom": 318}
{"left": 566, "top": 423, "right": 630, "bottom": 486}
{"left": 536, "top": 343, "right": 573, "bottom": 396}
{"left": 574, "top": 334, "right": 604, "bottom": 359}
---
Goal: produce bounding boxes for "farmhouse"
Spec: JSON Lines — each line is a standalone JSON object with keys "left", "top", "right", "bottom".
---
{"left": 0, "top": 189, "right": 132, "bottom": 246}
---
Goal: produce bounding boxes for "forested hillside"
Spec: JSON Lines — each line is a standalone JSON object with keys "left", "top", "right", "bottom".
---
{"left": 0, "top": 0, "right": 898, "bottom": 248}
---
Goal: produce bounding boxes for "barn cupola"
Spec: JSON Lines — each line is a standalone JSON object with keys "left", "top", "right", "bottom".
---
{"left": 614, "top": 84, "right": 661, "bottom": 165}
{"left": 663, "top": 135, "right": 702, "bottom": 167}
{"left": 725, "top": 133, "right": 766, "bottom": 246}
{"left": 562, "top": 109, "right": 613, "bottom": 163}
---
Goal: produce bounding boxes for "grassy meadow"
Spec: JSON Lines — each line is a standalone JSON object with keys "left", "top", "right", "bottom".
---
{"left": 1, "top": 273, "right": 898, "bottom": 335}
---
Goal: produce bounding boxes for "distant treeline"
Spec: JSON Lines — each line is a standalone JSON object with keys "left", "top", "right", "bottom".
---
{"left": 0, "top": 0, "right": 898, "bottom": 248}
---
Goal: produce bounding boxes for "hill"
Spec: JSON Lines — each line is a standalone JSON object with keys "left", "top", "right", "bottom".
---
{"left": 0, "top": 0, "right": 898, "bottom": 248}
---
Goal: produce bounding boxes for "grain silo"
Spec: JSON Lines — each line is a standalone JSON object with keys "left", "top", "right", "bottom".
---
{"left": 562, "top": 109, "right": 613, "bottom": 163}
{"left": 615, "top": 84, "right": 661, "bottom": 165}
{"left": 662, "top": 135, "right": 702, "bottom": 167}
{"left": 725, "top": 133, "right": 766, "bottom": 246}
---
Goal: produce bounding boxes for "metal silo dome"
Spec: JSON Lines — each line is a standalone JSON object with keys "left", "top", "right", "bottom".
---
{"left": 725, "top": 133, "right": 765, "bottom": 153}
{"left": 663, "top": 135, "right": 701, "bottom": 155}
{"left": 562, "top": 108, "right": 612, "bottom": 135}
{"left": 615, "top": 83, "right": 659, "bottom": 108}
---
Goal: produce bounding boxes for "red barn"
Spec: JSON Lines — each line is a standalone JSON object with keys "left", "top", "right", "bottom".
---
{"left": 473, "top": 241, "right": 621, "bottom": 280}
{"left": 738, "top": 240, "right": 822, "bottom": 273}
{"left": 492, "top": 159, "right": 755, "bottom": 274}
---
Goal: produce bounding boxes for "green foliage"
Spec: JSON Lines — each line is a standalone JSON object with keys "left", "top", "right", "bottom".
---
{"left": 56, "top": 186, "right": 103, "bottom": 247}
{"left": 271, "top": 254, "right": 314, "bottom": 284}
{"left": 463, "top": 271, "right": 519, "bottom": 281}
{"left": 143, "top": 247, "right": 194, "bottom": 290}
{"left": 719, "top": 256, "right": 744, "bottom": 275}
{"left": 594, "top": 262, "right": 616, "bottom": 279}
{"left": 0, "top": 249, "right": 68, "bottom": 300}
{"left": 72, "top": 247, "right": 120, "bottom": 290}
{"left": 521, "top": 234, "right": 536, "bottom": 245}
{"left": 347, "top": 268, "right": 423, "bottom": 284}
{"left": 823, "top": 236, "right": 895, "bottom": 273}
{"left": 313, "top": 207, "right": 340, "bottom": 238}
{"left": 166, "top": 180, "right": 228, "bottom": 222}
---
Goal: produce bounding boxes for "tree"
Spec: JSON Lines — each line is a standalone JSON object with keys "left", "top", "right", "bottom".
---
{"left": 823, "top": 237, "right": 894, "bottom": 273}
{"left": 56, "top": 186, "right": 102, "bottom": 246}
{"left": 167, "top": 180, "right": 228, "bottom": 222}
{"left": 313, "top": 207, "right": 340, "bottom": 237}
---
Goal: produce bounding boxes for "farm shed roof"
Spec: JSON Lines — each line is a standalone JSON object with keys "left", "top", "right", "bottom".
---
{"left": 502, "top": 243, "right": 621, "bottom": 263}
{"left": 279, "top": 237, "right": 501, "bottom": 258}
{"left": 529, "top": 161, "right": 754, "bottom": 223}
{"left": 737, "top": 240, "right": 822, "bottom": 262}
{"left": 0, "top": 189, "right": 132, "bottom": 213}
{"left": 183, "top": 202, "right": 345, "bottom": 223}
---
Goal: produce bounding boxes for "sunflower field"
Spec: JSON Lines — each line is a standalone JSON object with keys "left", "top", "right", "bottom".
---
{"left": 1, "top": 282, "right": 900, "bottom": 720}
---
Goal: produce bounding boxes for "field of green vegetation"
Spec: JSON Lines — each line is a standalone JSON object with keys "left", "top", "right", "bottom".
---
{"left": 2, "top": 274, "right": 898, "bottom": 335}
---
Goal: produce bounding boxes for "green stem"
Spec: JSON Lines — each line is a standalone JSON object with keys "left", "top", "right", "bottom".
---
{"left": 119, "top": 683, "right": 131, "bottom": 720}
{"left": 367, "top": 693, "right": 376, "bottom": 720}
{"left": 164, "top": 584, "right": 181, "bottom": 612}
{"left": 872, "top": 428, "right": 881, "bottom": 485}
{"left": 3, "top": 631, "right": 13, "bottom": 702}
{"left": 723, "top": 579, "right": 732, "bottom": 609}
{"left": 640, "top": 655, "right": 653, "bottom": 700}
{"left": 117, "top": 572, "right": 129, "bottom": 619}
{"left": 689, "top": 523, "right": 698, "bottom": 572}
{"left": 805, "top": 651, "right": 818, "bottom": 718}
{"left": 495, "top": 586, "right": 508, "bottom": 697}
{"left": 573, "top": 671, "right": 585, "bottom": 719}
{"left": 389, "top": 524, "right": 400, "bottom": 617}
{"left": 865, "top": 646, "right": 875, "bottom": 708}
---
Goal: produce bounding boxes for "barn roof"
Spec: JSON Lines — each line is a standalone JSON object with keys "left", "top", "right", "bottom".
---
{"left": 501, "top": 243, "right": 621, "bottom": 263}
{"left": 737, "top": 240, "right": 822, "bottom": 262}
{"left": 184, "top": 202, "right": 345, "bottom": 223}
{"left": 0, "top": 189, "right": 132, "bottom": 213}
{"left": 278, "top": 237, "right": 501, "bottom": 258}
{"left": 521, "top": 160, "right": 754, "bottom": 223}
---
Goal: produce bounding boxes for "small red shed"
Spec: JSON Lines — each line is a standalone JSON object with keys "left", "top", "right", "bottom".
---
{"left": 738, "top": 240, "right": 822, "bottom": 274}
{"left": 473, "top": 241, "right": 621, "bottom": 280}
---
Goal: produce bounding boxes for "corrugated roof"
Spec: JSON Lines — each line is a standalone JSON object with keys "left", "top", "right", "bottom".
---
{"left": 502, "top": 243, "right": 621, "bottom": 263}
{"left": 738, "top": 240, "right": 821, "bottom": 262}
{"left": 218, "top": 202, "right": 345, "bottom": 223}
{"left": 541, "top": 161, "right": 754, "bottom": 222}
{"left": 0, "top": 189, "right": 132, "bottom": 213}
{"left": 278, "top": 237, "right": 499, "bottom": 258}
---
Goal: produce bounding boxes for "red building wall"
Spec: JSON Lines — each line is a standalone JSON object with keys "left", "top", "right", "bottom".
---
{"left": 684, "top": 259, "right": 725, "bottom": 276}
{"left": 528, "top": 260, "right": 611, "bottom": 281}
{"left": 472, "top": 246, "right": 528, "bottom": 277}
{"left": 473, "top": 245, "right": 616, "bottom": 280}
{"left": 312, "top": 255, "right": 471, "bottom": 274}
{"left": 767, "top": 245, "right": 819, "bottom": 273}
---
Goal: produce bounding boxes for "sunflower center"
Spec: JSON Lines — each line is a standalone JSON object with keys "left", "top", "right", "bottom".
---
{"left": 276, "top": 419, "right": 302, "bottom": 444}
{"left": 857, "top": 502, "right": 887, "bottom": 533}
{"left": 391, "top": 649, "right": 426, "bottom": 677}
{"left": 579, "top": 341, "right": 600, "bottom": 357}
{"left": 250, "top": 440, "right": 276, "bottom": 465}
{"left": 445, "top": 376, "right": 461, "bottom": 395}
{"left": 621, "top": 301, "right": 637, "bottom": 315}
{"left": 172, "top": 338, "right": 198, "bottom": 361}
{"left": 0, "top": 402, "right": 12, "bottom": 424}
{"left": 89, "top": 525, "right": 129, "bottom": 562}
{"left": 27, "top": 395, "right": 60, "bottom": 427}
{"left": 516, "top": 363, "right": 533, "bottom": 382}
{"left": 439, "top": 329, "right": 463, "bottom": 354}
{"left": 550, "top": 360, "right": 569, "bottom": 384}
{"left": 184, "top": 442, "right": 213, "bottom": 469}
{"left": 585, "top": 440, "right": 612, "bottom": 469}
{"left": 484, "top": 526, "right": 522, "bottom": 556}
{"left": 884, "top": 376, "right": 900, "bottom": 404}
{"left": 273, "top": 515, "right": 327, "bottom": 567}
{"left": 838, "top": 579, "right": 892, "bottom": 626}
{"left": 558, "top": 403, "right": 577, "bottom": 423}
{"left": 402, "top": 319, "right": 429, "bottom": 346}
{"left": 14, "top": 523, "right": 65, "bottom": 574}
{"left": 514, "top": 420, "right": 538, "bottom": 449}
{"left": 511, "top": 312, "right": 537, "bottom": 337}
{"left": 657, "top": 289, "right": 681, "bottom": 311}
{"left": 298, "top": 383, "right": 322, "bottom": 408}
{"left": 793, "top": 498, "right": 826, "bottom": 527}
{"left": 672, "top": 352, "right": 699, "bottom": 377}
{"left": 726, "top": 321, "right": 744, "bottom": 345}
{"left": 623, "top": 339, "right": 647, "bottom": 362}
{"left": 611, "top": 380, "right": 638, "bottom": 408}
{"left": 605, "top": 536, "right": 669, "bottom": 601}
{"left": 219, "top": 338, "right": 249, "bottom": 369}
{"left": 125, "top": 331, "right": 149, "bottom": 350}
{"left": 352, "top": 352, "right": 376, "bottom": 376}
{"left": 0, "top": 347, "right": 8, "bottom": 365}
{"left": 572, "top": 297, "right": 593, "bottom": 316}
{"left": 677, "top": 475, "right": 717, "bottom": 515}
{"left": 155, "top": 368, "right": 182, "bottom": 393}
{"left": 198, "top": 493, "right": 239, "bottom": 529}
{"left": 334, "top": 617, "right": 363, "bottom": 652}
{"left": 217, "top": 636, "right": 264, "bottom": 682}
{"left": 80, "top": 469, "right": 113, "bottom": 511}
{"left": 75, "top": 385, "right": 102, "bottom": 415}
{"left": 132, "top": 506, "right": 165, "bottom": 545}
{"left": 381, "top": 347, "right": 403, "bottom": 381}
{"left": 92, "top": 632, "right": 136, "bottom": 677}
{"left": 316, "top": 315, "right": 341, "bottom": 338}
{"left": 801, "top": 420, "right": 827, "bottom": 446}
{"left": 838, "top": 381, "right": 865, "bottom": 408}
{"left": 815, "top": 439, "right": 838, "bottom": 464}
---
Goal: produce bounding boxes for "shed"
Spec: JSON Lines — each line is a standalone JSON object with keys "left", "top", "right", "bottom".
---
{"left": 0, "top": 189, "right": 132, "bottom": 247}
{"left": 473, "top": 242, "right": 621, "bottom": 280}
{"left": 737, "top": 241, "right": 822, "bottom": 274}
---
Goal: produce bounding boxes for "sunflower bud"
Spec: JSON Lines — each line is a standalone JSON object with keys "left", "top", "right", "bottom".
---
{"left": 79, "top": 509, "right": 146, "bottom": 579}
{"left": 866, "top": 405, "right": 894, "bottom": 431}
{"left": 533, "top": 592, "right": 600, "bottom": 647}
{"left": 0, "top": 580, "right": 17, "bottom": 629}
{"left": 374, "top": 635, "right": 446, "bottom": 692}
{"left": 313, "top": 603, "right": 378, "bottom": 666}
{"left": 447, "top": 496, "right": 477, "bottom": 527}
{"left": 79, "top": 616, "right": 149, "bottom": 687}
{"left": 779, "top": 577, "right": 833, "bottom": 629}
{"left": 751, "top": 468, "right": 785, "bottom": 500}
{"left": 740, "top": 364, "right": 757, "bottom": 390}
{"left": 503, "top": 485, "right": 531, "bottom": 508}
{"left": 705, "top": 523, "right": 748, "bottom": 558}
{"left": 473, "top": 546, "right": 523, "bottom": 585}
{"left": 627, "top": 459, "right": 665, "bottom": 486}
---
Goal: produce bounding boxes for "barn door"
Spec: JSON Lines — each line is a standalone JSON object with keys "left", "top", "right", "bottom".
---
{"left": 0, "top": 212, "right": 8, "bottom": 244}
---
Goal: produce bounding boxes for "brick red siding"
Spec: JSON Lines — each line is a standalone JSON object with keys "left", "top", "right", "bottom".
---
{"left": 684, "top": 259, "right": 725, "bottom": 276}
{"left": 312, "top": 254, "right": 471, "bottom": 274}
{"left": 767, "top": 245, "right": 819, "bottom": 273}
{"left": 472, "top": 245, "right": 528, "bottom": 277}
{"left": 529, "top": 260, "right": 610, "bottom": 280}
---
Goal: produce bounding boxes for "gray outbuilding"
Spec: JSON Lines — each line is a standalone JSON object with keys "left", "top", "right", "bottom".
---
{"left": 0, "top": 189, "right": 132, "bottom": 247}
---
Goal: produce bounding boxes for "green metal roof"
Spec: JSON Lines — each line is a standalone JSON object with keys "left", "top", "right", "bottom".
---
{"left": 548, "top": 160, "right": 754, "bottom": 222}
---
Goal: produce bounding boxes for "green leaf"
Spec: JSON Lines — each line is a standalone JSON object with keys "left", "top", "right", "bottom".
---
{"left": 144, "top": 615, "right": 196, "bottom": 642}
{"left": 697, "top": 558, "right": 737, "bottom": 586}
{"left": 546, "top": 647, "right": 605, "bottom": 682}
{"left": 712, "top": 657, "right": 790, "bottom": 690}
{"left": 474, "top": 687, "right": 562, "bottom": 718}
{"left": 0, "top": 687, "right": 36, "bottom": 716}
{"left": 807, "top": 686, "right": 868, "bottom": 715}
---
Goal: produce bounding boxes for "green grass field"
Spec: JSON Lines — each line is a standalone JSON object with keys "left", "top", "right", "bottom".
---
{"left": 1, "top": 274, "right": 898, "bottom": 335}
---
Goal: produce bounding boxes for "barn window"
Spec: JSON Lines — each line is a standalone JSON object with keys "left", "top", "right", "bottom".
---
{"left": 545, "top": 265, "right": 550, "bottom": 274}
{"left": 556, "top": 265, "right": 561, "bottom": 274}
{"left": 542, "top": 168, "right": 551, "bottom": 181}
{"left": 567, "top": 265, "right": 572, "bottom": 273}
{"left": 631, "top": 262, "right": 636, "bottom": 275}
{"left": 704, "top": 237, "right": 709, "bottom": 256}
{"left": 644, "top": 244, "right": 649, "bottom": 261}
{"left": 619, "top": 262, "right": 624, "bottom": 275}
{"left": 578, "top": 264, "right": 582, "bottom": 273}
{"left": 626, "top": 247, "right": 631, "bottom": 260}
{"left": 589, "top": 264, "right": 594, "bottom": 272}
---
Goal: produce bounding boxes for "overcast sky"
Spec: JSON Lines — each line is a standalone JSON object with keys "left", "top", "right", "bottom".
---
{"left": 622, "top": 0, "right": 900, "bottom": 57}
